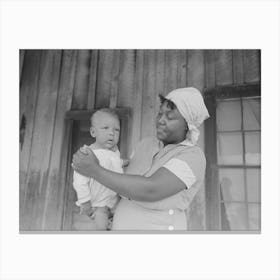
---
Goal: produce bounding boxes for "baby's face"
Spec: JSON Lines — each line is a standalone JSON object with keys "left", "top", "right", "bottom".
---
{"left": 90, "top": 112, "right": 120, "bottom": 150}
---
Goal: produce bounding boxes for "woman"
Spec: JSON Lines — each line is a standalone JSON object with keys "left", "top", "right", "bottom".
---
{"left": 72, "top": 87, "right": 209, "bottom": 230}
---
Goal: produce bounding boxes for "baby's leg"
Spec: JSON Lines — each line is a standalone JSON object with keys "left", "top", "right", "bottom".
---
{"left": 94, "top": 207, "right": 110, "bottom": 230}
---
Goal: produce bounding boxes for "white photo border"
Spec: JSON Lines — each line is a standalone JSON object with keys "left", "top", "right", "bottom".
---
{"left": 1, "top": 1, "right": 280, "bottom": 280}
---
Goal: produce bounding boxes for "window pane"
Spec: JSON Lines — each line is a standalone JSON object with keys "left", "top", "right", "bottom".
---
{"left": 245, "top": 132, "right": 261, "bottom": 165}
{"left": 221, "top": 203, "right": 248, "bottom": 230}
{"left": 217, "top": 100, "right": 242, "bottom": 131}
{"left": 243, "top": 98, "right": 261, "bottom": 131}
{"left": 219, "top": 169, "right": 245, "bottom": 202}
{"left": 217, "top": 132, "right": 243, "bottom": 164}
{"left": 248, "top": 203, "right": 261, "bottom": 230}
{"left": 246, "top": 169, "right": 261, "bottom": 202}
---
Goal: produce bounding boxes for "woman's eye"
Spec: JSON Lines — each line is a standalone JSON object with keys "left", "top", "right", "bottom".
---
{"left": 166, "top": 112, "right": 175, "bottom": 120}
{"left": 157, "top": 112, "right": 163, "bottom": 119}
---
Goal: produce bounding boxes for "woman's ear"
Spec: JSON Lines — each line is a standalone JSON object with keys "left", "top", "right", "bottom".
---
{"left": 90, "top": 126, "right": 95, "bottom": 138}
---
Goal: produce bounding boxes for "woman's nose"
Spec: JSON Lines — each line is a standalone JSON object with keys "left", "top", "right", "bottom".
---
{"left": 157, "top": 115, "right": 166, "bottom": 124}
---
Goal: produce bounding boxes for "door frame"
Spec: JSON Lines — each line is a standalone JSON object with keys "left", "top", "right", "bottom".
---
{"left": 60, "top": 108, "right": 131, "bottom": 230}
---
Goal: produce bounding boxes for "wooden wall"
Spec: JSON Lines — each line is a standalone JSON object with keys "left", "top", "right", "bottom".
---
{"left": 19, "top": 49, "right": 261, "bottom": 231}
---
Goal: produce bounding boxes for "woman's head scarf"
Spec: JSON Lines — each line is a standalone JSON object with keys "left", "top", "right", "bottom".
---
{"left": 165, "top": 87, "right": 210, "bottom": 145}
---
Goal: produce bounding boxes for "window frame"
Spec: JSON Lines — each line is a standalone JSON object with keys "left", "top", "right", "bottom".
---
{"left": 204, "top": 84, "right": 261, "bottom": 230}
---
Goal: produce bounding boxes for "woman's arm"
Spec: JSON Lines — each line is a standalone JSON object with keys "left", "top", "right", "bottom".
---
{"left": 72, "top": 149, "right": 186, "bottom": 202}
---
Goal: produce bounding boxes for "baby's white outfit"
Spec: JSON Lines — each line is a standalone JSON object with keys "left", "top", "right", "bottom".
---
{"left": 73, "top": 144, "right": 123, "bottom": 209}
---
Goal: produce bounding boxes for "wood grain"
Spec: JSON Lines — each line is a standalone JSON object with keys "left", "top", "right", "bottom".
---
{"left": 164, "top": 49, "right": 178, "bottom": 93}
{"left": 71, "top": 50, "right": 91, "bottom": 109}
{"left": 233, "top": 50, "right": 244, "bottom": 84}
{"left": 130, "top": 50, "right": 144, "bottom": 152}
{"left": 204, "top": 50, "right": 216, "bottom": 89}
{"left": 19, "top": 50, "right": 42, "bottom": 230}
{"left": 243, "top": 49, "right": 260, "bottom": 83}
{"left": 41, "top": 50, "right": 78, "bottom": 230}
{"left": 187, "top": 50, "right": 205, "bottom": 92}
{"left": 141, "top": 50, "right": 157, "bottom": 139}
{"left": 186, "top": 49, "right": 206, "bottom": 230}
{"left": 109, "top": 50, "right": 121, "bottom": 108}
{"left": 23, "top": 50, "right": 62, "bottom": 230}
{"left": 95, "top": 50, "right": 114, "bottom": 108}
{"left": 215, "top": 50, "right": 233, "bottom": 86}
{"left": 20, "top": 50, "right": 25, "bottom": 82}
{"left": 87, "top": 50, "right": 99, "bottom": 109}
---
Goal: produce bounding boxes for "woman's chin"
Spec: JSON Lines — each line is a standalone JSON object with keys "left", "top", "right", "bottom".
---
{"left": 156, "top": 131, "right": 166, "bottom": 141}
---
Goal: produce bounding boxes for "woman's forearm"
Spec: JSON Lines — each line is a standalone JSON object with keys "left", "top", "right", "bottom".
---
{"left": 92, "top": 165, "right": 158, "bottom": 202}
{"left": 72, "top": 149, "right": 187, "bottom": 202}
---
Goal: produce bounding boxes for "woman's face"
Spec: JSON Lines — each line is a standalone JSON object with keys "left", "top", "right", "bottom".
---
{"left": 156, "top": 102, "right": 188, "bottom": 145}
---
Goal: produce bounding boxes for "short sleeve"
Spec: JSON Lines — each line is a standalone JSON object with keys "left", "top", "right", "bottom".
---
{"left": 163, "top": 158, "right": 196, "bottom": 189}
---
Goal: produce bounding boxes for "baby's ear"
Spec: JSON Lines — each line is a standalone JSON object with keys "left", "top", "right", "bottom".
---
{"left": 90, "top": 127, "right": 95, "bottom": 138}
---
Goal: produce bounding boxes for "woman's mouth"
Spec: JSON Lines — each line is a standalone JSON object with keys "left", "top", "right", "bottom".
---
{"left": 157, "top": 126, "right": 166, "bottom": 132}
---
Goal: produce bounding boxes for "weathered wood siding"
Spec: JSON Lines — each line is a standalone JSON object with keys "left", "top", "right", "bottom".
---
{"left": 19, "top": 49, "right": 261, "bottom": 230}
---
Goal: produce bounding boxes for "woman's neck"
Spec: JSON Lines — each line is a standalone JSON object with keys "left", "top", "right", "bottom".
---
{"left": 162, "top": 138, "right": 185, "bottom": 147}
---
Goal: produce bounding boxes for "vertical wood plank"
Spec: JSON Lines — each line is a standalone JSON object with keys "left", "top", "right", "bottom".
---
{"left": 71, "top": 50, "right": 91, "bottom": 109}
{"left": 19, "top": 50, "right": 42, "bottom": 230}
{"left": 141, "top": 50, "right": 157, "bottom": 139}
{"left": 164, "top": 50, "right": 178, "bottom": 93}
{"left": 204, "top": 94, "right": 221, "bottom": 230}
{"left": 187, "top": 50, "right": 205, "bottom": 92}
{"left": 95, "top": 50, "right": 114, "bottom": 108}
{"left": 204, "top": 50, "right": 216, "bottom": 88}
{"left": 117, "top": 49, "right": 136, "bottom": 156}
{"left": 243, "top": 49, "right": 260, "bottom": 83}
{"left": 87, "top": 50, "right": 99, "bottom": 109}
{"left": 20, "top": 49, "right": 25, "bottom": 82}
{"left": 155, "top": 50, "right": 166, "bottom": 125}
{"left": 215, "top": 50, "right": 233, "bottom": 86}
{"left": 130, "top": 50, "right": 144, "bottom": 152}
{"left": 232, "top": 50, "right": 244, "bottom": 84}
{"left": 109, "top": 50, "right": 121, "bottom": 108}
{"left": 23, "top": 50, "right": 62, "bottom": 230}
{"left": 42, "top": 50, "right": 78, "bottom": 230}
{"left": 117, "top": 50, "right": 135, "bottom": 107}
{"left": 186, "top": 49, "right": 206, "bottom": 230}
{"left": 177, "top": 50, "right": 188, "bottom": 88}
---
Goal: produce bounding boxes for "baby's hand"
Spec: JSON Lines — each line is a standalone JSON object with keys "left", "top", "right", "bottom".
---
{"left": 80, "top": 201, "right": 94, "bottom": 217}
{"left": 122, "top": 159, "right": 130, "bottom": 168}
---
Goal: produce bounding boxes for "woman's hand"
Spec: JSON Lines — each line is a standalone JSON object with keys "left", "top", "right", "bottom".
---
{"left": 72, "top": 146, "right": 99, "bottom": 177}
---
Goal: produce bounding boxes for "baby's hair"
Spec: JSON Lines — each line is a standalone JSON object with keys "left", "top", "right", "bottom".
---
{"left": 159, "top": 94, "right": 176, "bottom": 110}
{"left": 90, "top": 108, "right": 120, "bottom": 126}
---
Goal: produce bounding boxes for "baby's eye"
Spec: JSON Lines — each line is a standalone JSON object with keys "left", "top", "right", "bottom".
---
{"left": 102, "top": 126, "right": 109, "bottom": 129}
{"left": 115, "top": 128, "right": 120, "bottom": 132}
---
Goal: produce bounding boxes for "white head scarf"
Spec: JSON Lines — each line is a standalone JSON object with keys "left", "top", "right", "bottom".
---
{"left": 165, "top": 87, "right": 210, "bottom": 145}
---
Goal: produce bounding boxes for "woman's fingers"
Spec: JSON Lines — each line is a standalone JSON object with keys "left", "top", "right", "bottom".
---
{"left": 80, "top": 145, "right": 89, "bottom": 154}
{"left": 73, "top": 151, "right": 83, "bottom": 165}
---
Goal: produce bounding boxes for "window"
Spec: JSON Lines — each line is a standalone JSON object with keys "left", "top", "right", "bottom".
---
{"left": 204, "top": 85, "right": 261, "bottom": 231}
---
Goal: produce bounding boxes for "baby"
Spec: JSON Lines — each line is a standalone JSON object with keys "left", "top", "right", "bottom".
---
{"left": 73, "top": 108, "right": 124, "bottom": 230}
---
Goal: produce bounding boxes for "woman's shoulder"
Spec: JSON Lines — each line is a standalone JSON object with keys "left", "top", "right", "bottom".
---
{"left": 178, "top": 144, "right": 205, "bottom": 160}
{"left": 175, "top": 145, "right": 206, "bottom": 178}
